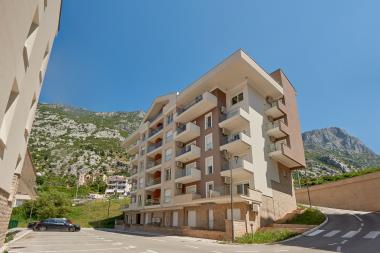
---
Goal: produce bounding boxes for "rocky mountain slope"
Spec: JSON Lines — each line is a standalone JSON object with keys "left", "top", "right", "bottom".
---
{"left": 29, "top": 104, "right": 379, "bottom": 180}
{"left": 29, "top": 104, "right": 144, "bottom": 177}
{"left": 302, "top": 127, "right": 380, "bottom": 177}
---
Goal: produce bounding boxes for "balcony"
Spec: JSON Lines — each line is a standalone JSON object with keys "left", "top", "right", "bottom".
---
{"left": 146, "top": 159, "right": 162, "bottom": 173}
{"left": 220, "top": 158, "right": 254, "bottom": 180}
{"left": 266, "top": 119, "right": 289, "bottom": 139}
{"left": 175, "top": 145, "right": 201, "bottom": 163}
{"left": 174, "top": 122, "right": 200, "bottom": 143}
{"left": 220, "top": 132, "right": 251, "bottom": 155}
{"left": 127, "top": 140, "right": 140, "bottom": 155}
{"left": 265, "top": 99, "right": 287, "bottom": 119}
{"left": 173, "top": 192, "right": 201, "bottom": 204}
{"left": 129, "top": 167, "right": 138, "bottom": 177}
{"left": 129, "top": 154, "right": 139, "bottom": 165}
{"left": 130, "top": 184, "right": 137, "bottom": 193}
{"left": 145, "top": 198, "right": 160, "bottom": 208}
{"left": 175, "top": 167, "right": 201, "bottom": 184}
{"left": 268, "top": 140, "right": 303, "bottom": 168}
{"left": 176, "top": 92, "right": 218, "bottom": 123}
{"left": 148, "top": 110, "right": 163, "bottom": 125}
{"left": 145, "top": 177, "right": 161, "bottom": 190}
{"left": 148, "top": 125, "right": 163, "bottom": 140}
{"left": 219, "top": 107, "right": 250, "bottom": 132}
{"left": 147, "top": 140, "right": 163, "bottom": 157}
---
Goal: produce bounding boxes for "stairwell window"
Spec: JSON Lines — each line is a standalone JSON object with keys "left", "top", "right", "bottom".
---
{"left": 167, "top": 112, "right": 174, "bottom": 125}
{"left": 164, "top": 189, "right": 172, "bottom": 203}
{"left": 165, "top": 148, "right": 173, "bottom": 161}
{"left": 165, "top": 130, "right": 173, "bottom": 143}
{"left": 205, "top": 156, "right": 214, "bottom": 175}
{"left": 205, "top": 133, "right": 213, "bottom": 151}
{"left": 204, "top": 112, "right": 212, "bottom": 129}
{"left": 164, "top": 168, "right": 171, "bottom": 181}
{"left": 231, "top": 92, "right": 244, "bottom": 106}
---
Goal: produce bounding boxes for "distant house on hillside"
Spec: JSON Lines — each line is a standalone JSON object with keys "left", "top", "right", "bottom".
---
{"left": 13, "top": 150, "right": 38, "bottom": 207}
{"left": 105, "top": 175, "right": 130, "bottom": 197}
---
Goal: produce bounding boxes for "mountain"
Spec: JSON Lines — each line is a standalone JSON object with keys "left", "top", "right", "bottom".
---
{"left": 29, "top": 104, "right": 144, "bottom": 177}
{"left": 302, "top": 127, "right": 380, "bottom": 177}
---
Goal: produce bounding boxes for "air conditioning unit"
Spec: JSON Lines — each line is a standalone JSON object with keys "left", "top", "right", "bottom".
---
{"left": 251, "top": 203, "right": 260, "bottom": 212}
{"left": 220, "top": 106, "right": 226, "bottom": 113}
{"left": 175, "top": 183, "right": 183, "bottom": 189}
{"left": 176, "top": 161, "right": 184, "bottom": 168}
{"left": 223, "top": 176, "right": 231, "bottom": 184}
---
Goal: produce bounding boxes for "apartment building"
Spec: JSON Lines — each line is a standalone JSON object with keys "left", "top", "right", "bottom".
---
{"left": 105, "top": 175, "right": 130, "bottom": 197}
{"left": 122, "top": 49, "right": 305, "bottom": 239}
{"left": 0, "top": 0, "right": 62, "bottom": 248}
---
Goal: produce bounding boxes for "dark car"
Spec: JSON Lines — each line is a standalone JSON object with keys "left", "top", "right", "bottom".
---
{"left": 33, "top": 218, "right": 80, "bottom": 232}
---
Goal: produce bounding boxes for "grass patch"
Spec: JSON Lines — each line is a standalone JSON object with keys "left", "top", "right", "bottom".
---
{"left": 11, "top": 198, "right": 128, "bottom": 228}
{"left": 286, "top": 208, "right": 325, "bottom": 225}
{"left": 236, "top": 229, "right": 298, "bottom": 244}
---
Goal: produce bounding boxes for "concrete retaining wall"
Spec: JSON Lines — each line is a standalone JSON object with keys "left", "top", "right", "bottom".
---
{"left": 295, "top": 171, "right": 380, "bottom": 211}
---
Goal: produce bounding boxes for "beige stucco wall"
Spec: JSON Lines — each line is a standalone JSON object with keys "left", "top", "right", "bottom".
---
{"left": 296, "top": 172, "right": 380, "bottom": 211}
{"left": 0, "top": 0, "right": 61, "bottom": 248}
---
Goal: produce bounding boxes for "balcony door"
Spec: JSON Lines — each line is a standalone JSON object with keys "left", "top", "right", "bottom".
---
{"left": 172, "top": 211, "right": 178, "bottom": 227}
{"left": 188, "top": 210, "right": 196, "bottom": 227}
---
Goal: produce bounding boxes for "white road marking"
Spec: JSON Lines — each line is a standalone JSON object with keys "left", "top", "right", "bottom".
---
{"left": 341, "top": 240, "right": 348, "bottom": 244}
{"left": 235, "top": 251, "right": 259, "bottom": 253}
{"left": 306, "top": 229, "right": 325, "bottom": 236}
{"left": 211, "top": 251, "right": 222, "bottom": 253}
{"left": 360, "top": 223, "right": 364, "bottom": 227}
{"left": 353, "top": 214, "right": 363, "bottom": 222}
{"left": 342, "top": 230, "right": 360, "bottom": 238}
{"left": 275, "top": 250, "right": 289, "bottom": 252}
{"left": 363, "top": 231, "right": 380, "bottom": 239}
{"left": 323, "top": 230, "right": 340, "bottom": 237}
{"left": 10, "top": 247, "right": 128, "bottom": 253}
{"left": 112, "top": 242, "right": 123, "bottom": 245}
{"left": 146, "top": 250, "right": 158, "bottom": 253}
{"left": 337, "top": 246, "right": 342, "bottom": 252}
{"left": 328, "top": 242, "right": 337, "bottom": 246}
{"left": 184, "top": 245, "right": 199, "bottom": 249}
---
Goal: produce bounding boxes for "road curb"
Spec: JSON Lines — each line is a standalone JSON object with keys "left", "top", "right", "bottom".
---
{"left": 274, "top": 212, "right": 329, "bottom": 244}
{"left": 2, "top": 229, "right": 32, "bottom": 252}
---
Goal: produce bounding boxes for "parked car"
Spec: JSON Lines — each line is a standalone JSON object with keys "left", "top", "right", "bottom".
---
{"left": 33, "top": 218, "right": 80, "bottom": 232}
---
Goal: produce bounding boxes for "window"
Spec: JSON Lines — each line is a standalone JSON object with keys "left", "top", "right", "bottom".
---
{"left": 204, "top": 112, "right": 212, "bottom": 129}
{"left": 164, "top": 189, "right": 172, "bottom": 203}
{"left": 139, "top": 161, "right": 144, "bottom": 171}
{"left": 167, "top": 112, "right": 174, "bottom": 125}
{"left": 205, "top": 156, "right": 213, "bottom": 175}
{"left": 206, "top": 181, "right": 214, "bottom": 197}
{"left": 186, "top": 185, "right": 197, "bottom": 194}
{"left": 137, "top": 195, "right": 142, "bottom": 206}
{"left": 138, "top": 178, "right": 144, "bottom": 188}
{"left": 236, "top": 182, "right": 249, "bottom": 196}
{"left": 140, "top": 147, "right": 145, "bottom": 156}
{"left": 164, "top": 168, "right": 171, "bottom": 181}
{"left": 141, "top": 133, "right": 146, "bottom": 141}
{"left": 231, "top": 92, "right": 244, "bottom": 106}
{"left": 165, "top": 130, "right": 173, "bottom": 143}
{"left": 165, "top": 148, "right": 173, "bottom": 161}
{"left": 205, "top": 133, "right": 213, "bottom": 151}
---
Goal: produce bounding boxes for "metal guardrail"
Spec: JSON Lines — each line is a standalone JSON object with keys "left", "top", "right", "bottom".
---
{"left": 177, "top": 94, "right": 203, "bottom": 116}
{"left": 146, "top": 177, "right": 161, "bottom": 187}
{"left": 148, "top": 125, "right": 163, "bottom": 138}
{"left": 176, "top": 144, "right": 195, "bottom": 156}
{"left": 147, "top": 140, "right": 163, "bottom": 153}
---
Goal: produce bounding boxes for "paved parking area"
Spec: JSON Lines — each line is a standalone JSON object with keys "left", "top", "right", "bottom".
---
{"left": 6, "top": 229, "right": 329, "bottom": 253}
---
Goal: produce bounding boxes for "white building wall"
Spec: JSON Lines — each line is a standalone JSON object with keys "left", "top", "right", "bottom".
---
{"left": 0, "top": 0, "right": 61, "bottom": 195}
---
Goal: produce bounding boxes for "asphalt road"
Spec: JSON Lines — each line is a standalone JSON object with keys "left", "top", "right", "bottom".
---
{"left": 6, "top": 208, "right": 380, "bottom": 253}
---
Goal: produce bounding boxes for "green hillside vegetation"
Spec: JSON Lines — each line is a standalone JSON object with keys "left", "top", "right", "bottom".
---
{"left": 299, "top": 167, "right": 380, "bottom": 187}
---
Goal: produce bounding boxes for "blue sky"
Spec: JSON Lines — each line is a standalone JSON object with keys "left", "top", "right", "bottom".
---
{"left": 41, "top": 0, "right": 380, "bottom": 153}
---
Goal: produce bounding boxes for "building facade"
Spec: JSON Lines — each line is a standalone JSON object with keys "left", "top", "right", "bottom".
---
{"left": 0, "top": 0, "right": 61, "bottom": 247}
{"left": 122, "top": 50, "right": 305, "bottom": 239}
{"left": 105, "top": 175, "right": 130, "bottom": 197}
{"left": 13, "top": 150, "right": 38, "bottom": 207}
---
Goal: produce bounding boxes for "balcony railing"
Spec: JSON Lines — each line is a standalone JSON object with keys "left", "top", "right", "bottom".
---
{"left": 147, "top": 159, "right": 162, "bottom": 169}
{"left": 269, "top": 140, "right": 288, "bottom": 152}
{"left": 176, "top": 94, "right": 203, "bottom": 116}
{"left": 146, "top": 177, "right": 161, "bottom": 187}
{"left": 148, "top": 125, "right": 163, "bottom": 138}
{"left": 145, "top": 199, "right": 160, "bottom": 206}
{"left": 130, "top": 167, "right": 138, "bottom": 175}
{"left": 130, "top": 185, "right": 137, "bottom": 191}
{"left": 221, "top": 133, "right": 244, "bottom": 145}
{"left": 176, "top": 124, "right": 186, "bottom": 135}
{"left": 219, "top": 108, "right": 241, "bottom": 122}
{"left": 147, "top": 140, "right": 163, "bottom": 153}
{"left": 221, "top": 158, "right": 245, "bottom": 171}
{"left": 176, "top": 145, "right": 194, "bottom": 156}
{"left": 148, "top": 110, "right": 163, "bottom": 123}
{"left": 207, "top": 186, "right": 231, "bottom": 198}
{"left": 175, "top": 167, "right": 199, "bottom": 179}
{"left": 267, "top": 118, "right": 286, "bottom": 130}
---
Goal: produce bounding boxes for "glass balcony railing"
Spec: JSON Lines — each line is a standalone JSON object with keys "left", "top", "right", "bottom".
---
{"left": 148, "top": 110, "right": 163, "bottom": 123}
{"left": 148, "top": 125, "right": 163, "bottom": 138}
{"left": 176, "top": 94, "right": 203, "bottom": 116}
{"left": 146, "top": 177, "right": 161, "bottom": 187}
{"left": 147, "top": 159, "right": 162, "bottom": 169}
{"left": 175, "top": 167, "right": 199, "bottom": 179}
{"left": 145, "top": 198, "right": 160, "bottom": 206}
{"left": 147, "top": 140, "right": 163, "bottom": 153}
{"left": 176, "top": 145, "right": 196, "bottom": 156}
{"left": 220, "top": 133, "right": 243, "bottom": 145}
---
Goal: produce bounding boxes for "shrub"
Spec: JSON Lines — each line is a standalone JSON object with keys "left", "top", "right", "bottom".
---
{"left": 286, "top": 208, "right": 325, "bottom": 225}
{"left": 236, "top": 229, "right": 298, "bottom": 244}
